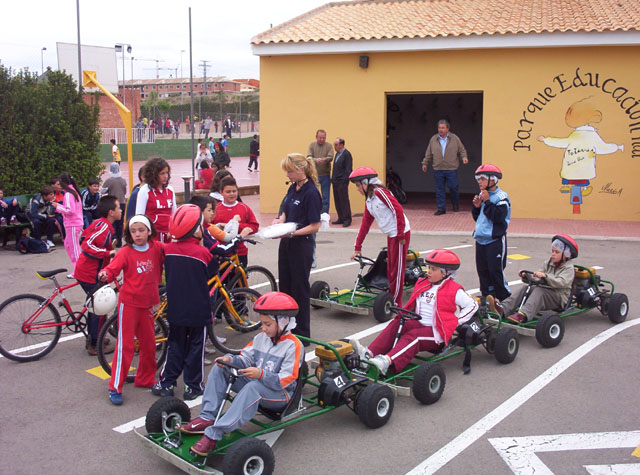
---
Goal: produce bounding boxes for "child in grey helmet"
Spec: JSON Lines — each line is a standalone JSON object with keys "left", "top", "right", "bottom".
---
{"left": 180, "top": 291, "right": 304, "bottom": 457}
{"left": 489, "top": 234, "right": 578, "bottom": 324}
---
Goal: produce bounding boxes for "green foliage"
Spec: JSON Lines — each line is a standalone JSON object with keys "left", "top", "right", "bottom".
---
{"left": 99, "top": 137, "right": 255, "bottom": 161}
{"left": 0, "top": 66, "right": 102, "bottom": 195}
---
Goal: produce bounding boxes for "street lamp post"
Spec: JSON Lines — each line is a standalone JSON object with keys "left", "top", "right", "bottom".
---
{"left": 115, "top": 43, "right": 132, "bottom": 107}
{"left": 41, "top": 47, "right": 47, "bottom": 75}
{"left": 180, "top": 49, "right": 185, "bottom": 78}
{"left": 130, "top": 56, "right": 135, "bottom": 115}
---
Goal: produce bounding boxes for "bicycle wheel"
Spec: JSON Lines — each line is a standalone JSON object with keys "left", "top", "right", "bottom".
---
{"left": 0, "top": 294, "right": 62, "bottom": 362}
{"left": 229, "top": 265, "right": 277, "bottom": 293}
{"left": 208, "top": 288, "right": 262, "bottom": 354}
{"left": 97, "top": 311, "right": 169, "bottom": 383}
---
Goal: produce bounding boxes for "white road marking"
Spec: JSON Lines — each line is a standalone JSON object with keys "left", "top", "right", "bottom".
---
{"left": 585, "top": 463, "right": 640, "bottom": 475}
{"left": 405, "top": 318, "right": 640, "bottom": 475}
{"left": 0, "top": 332, "right": 84, "bottom": 359}
{"left": 490, "top": 430, "right": 640, "bottom": 475}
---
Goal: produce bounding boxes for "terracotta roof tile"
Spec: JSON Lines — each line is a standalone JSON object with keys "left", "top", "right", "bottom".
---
{"left": 252, "top": 0, "right": 640, "bottom": 44}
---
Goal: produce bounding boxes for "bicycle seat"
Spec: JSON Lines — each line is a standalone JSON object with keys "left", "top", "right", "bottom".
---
{"left": 37, "top": 269, "right": 68, "bottom": 279}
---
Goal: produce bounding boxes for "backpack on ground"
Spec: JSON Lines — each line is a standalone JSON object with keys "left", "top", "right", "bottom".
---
{"left": 17, "top": 236, "right": 49, "bottom": 254}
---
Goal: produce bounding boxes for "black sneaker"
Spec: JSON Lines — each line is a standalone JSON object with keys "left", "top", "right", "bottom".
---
{"left": 151, "top": 382, "right": 175, "bottom": 397}
{"left": 184, "top": 387, "right": 204, "bottom": 401}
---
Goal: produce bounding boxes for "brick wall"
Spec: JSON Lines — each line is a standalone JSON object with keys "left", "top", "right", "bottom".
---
{"left": 83, "top": 90, "right": 141, "bottom": 128}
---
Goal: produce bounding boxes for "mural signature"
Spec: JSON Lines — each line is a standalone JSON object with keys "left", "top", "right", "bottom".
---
{"left": 598, "top": 182, "right": 623, "bottom": 197}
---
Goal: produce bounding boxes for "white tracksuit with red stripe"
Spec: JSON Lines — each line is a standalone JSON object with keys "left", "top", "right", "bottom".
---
{"left": 355, "top": 186, "right": 410, "bottom": 306}
{"left": 198, "top": 331, "right": 303, "bottom": 440}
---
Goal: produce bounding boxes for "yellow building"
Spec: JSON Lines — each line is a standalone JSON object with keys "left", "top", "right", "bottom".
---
{"left": 251, "top": 0, "right": 640, "bottom": 221}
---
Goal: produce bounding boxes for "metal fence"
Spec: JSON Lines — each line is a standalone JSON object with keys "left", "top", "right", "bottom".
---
{"left": 101, "top": 128, "right": 156, "bottom": 144}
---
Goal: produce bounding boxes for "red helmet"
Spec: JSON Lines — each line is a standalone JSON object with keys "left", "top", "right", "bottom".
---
{"left": 349, "top": 166, "right": 378, "bottom": 183}
{"left": 424, "top": 249, "right": 461, "bottom": 270}
{"left": 169, "top": 204, "right": 203, "bottom": 241}
{"left": 552, "top": 234, "right": 579, "bottom": 259}
{"left": 254, "top": 292, "right": 299, "bottom": 317}
{"left": 475, "top": 164, "right": 502, "bottom": 179}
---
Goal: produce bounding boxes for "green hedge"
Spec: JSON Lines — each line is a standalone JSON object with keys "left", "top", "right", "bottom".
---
{"left": 99, "top": 136, "right": 255, "bottom": 162}
{"left": 0, "top": 66, "right": 102, "bottom": 195}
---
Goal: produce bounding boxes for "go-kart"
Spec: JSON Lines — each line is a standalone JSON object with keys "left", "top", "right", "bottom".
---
{"left": 485, "top": 265, "right": 629, "bottom": 348}
{"left": 310, "top": 249, "right": 425, "bottom": 322}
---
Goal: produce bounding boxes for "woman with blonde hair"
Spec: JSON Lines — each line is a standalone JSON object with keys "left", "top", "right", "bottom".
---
{"left": 271, "top": 153, "right": 322, "bottom": 342}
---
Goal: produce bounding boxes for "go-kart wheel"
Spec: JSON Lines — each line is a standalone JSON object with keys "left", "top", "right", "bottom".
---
{"left": 355, "top": 383, "right": 394, "bottom": 429}
{"left": 494, "top": 327, "right": 519, "bottom": 364}
{"left": 607, "top": 293, "right": 629, "bottom": 324}
{"left": 373, "top": 292, "right": 394, "bottom": 322}
{"left": 535, "top": 313, "right": 565, "bottom": 348}
{"left": 223, "top": 437, "right": 275, "bottom": 475}
{"left": 310, "top": 281, "right": 330, "bottom": 309}
{"left": 412, "top": 362, "right": 446, "bottom": 405}
{"left": 145, "top": 396, "right": 190, "bottom": 434}
{"left": 484, "top": 330, "right": 497, "bottom": 355}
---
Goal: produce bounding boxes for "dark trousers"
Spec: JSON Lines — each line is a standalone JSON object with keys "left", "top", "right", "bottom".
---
{"left": 433, "top": 169, "right": 459, "bottom": 211}
{"left": 248, "top": 155, "right": 259, "bottom": 170}
{"left": 113, "top": 203, "right": 126, "bottom": 246}
{"left": 83, "top": 210, "right": 99, "bottom": 229}
{"left": 78, "top": 280, "right": 104, "bottom": 346}
{"left": 159, "top": 324, "right": 206, "bottom": 391}
{"left": 278, "top": 235, "right": 314, "bottom": 338}
{"left": 332, "top": 180, "right": 351, "bottom": 223}
{"left": 475, "top": 236, "right": 511, "bottom": 301}
{"left": 29, "top": 215, "right": 56, "bottom": 241}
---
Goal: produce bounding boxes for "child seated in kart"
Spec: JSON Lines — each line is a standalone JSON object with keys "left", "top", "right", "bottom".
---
{"left": 180, "top": 291, "right": 304, "bottom": 456}
{"left": 489, "top": 234, "right": 578, "bottom": 324}
{"left": 351, "top": 249, "right": 478, "bottom": 375}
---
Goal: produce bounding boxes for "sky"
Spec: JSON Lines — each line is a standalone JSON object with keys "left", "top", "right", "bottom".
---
{"left": 2, "top": 0, "right": 329, "bottom": 81}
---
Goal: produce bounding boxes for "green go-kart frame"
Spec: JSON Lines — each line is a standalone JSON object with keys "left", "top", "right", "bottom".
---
{"left": 484, "top": 264, "right": 629, "bottom": 348}
{"left": 137, "top": 305, "right": 520, "bottom": 474}
{"left": 310, "top": 250, "right": 425, "bottom": 323}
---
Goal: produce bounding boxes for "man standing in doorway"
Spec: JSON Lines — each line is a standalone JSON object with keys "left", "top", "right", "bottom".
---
{"left": 307, "top": 129, "right": 333, "bottom": 214}
{"left": 331, "top": 137, "right": 352, "bottom": 226}
{"left": 421, "top": 119, "right": 468, "bottom": 215}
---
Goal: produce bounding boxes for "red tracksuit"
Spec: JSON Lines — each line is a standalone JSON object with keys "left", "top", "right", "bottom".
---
{"left": 135, "top": 184, "right": 176, "bottom": 242}
{"left": 213, "top": 201, "right": 259, "bottom": 258}
{"left": 102, "top": 242, "right": 165, "bottom": 393}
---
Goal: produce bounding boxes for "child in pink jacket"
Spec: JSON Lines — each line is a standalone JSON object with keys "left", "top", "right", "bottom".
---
{"left": 54, "top": 173, "right": 84, "bottom": 277}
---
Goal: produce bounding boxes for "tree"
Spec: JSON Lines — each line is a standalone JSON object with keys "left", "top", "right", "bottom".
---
{"left": 0, "top": 66, "right": 101, "bottom": 196}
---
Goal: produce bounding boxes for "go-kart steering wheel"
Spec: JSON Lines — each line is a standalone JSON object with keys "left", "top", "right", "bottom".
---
{"left": 354, "top": 255, "right": 375, "bottom": 266}
{"left": 216, "top": 359, "right": 243, "bottom": 371}
{"left": 390, "top": 306, "right": 422, "bottom": 320}
{"left": 521, "top": 270, "right": 544, "bottom": 285}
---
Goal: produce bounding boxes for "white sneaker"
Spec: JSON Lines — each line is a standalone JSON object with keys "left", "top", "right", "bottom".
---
{"left": 66, "top": 274, "right": 75, "bottom": 279}
{"left": 46, "top": 240, "right": 55, "bottom": 248}
{"left": 370, "top": 355, "right": 391, "bottom": 375}
{"left": 216, "top": 336, "right": 227, "bottom": 344}
{"left": 349, "top": 338, "right": 372, "bottom": 361}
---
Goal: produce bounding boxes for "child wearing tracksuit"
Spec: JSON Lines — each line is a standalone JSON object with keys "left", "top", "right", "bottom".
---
{"left": 472, "top": 164, "right": 511, "bottom": 301}
{"left": 351, "top": 249, "right": 477, "bottom": 375}
{"left": 99, "top": 215, "right": 165, "bottom": 405}
{"left": 180, "top": 291, "right": 303, "bottom": 457}
{"left": 54, "top": 173, "right": 84, "bottom": 277}
{"left": 350, "top": 167, "right": 410, "bottom": 307}
{"left": 152, "top": 204, "right": 214, "bottom": 401}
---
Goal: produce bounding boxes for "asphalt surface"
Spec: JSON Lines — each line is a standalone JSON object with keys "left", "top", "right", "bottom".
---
{"left": 0, "top": 231, "right": 638, "bottom": 474}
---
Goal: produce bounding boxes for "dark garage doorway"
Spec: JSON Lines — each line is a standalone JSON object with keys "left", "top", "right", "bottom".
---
{"left": 386, "top": 92, "right": 483, "bottom": 211}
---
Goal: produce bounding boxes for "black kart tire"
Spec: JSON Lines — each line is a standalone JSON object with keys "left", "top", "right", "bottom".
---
{"left": 607, "top": 293, "right": 629, "bottom": 324}
{"left": 412, "top": 362, "right": 446, "bottom": 405}
{"left": 534, "top": 313, "right": 565, "bottom": 348}
{"left": 310, "top": 281, "right": 330, "bottom": 309}
{"left": 0, "top": 294, "right": 62, "bottom": 362}
{"left": 355, "top": 383, "right": 394, "bottom": 429}
{"left": 373, "top": 292, "right": 394, "bottom": 323}
{"left": 229, "top": 265, "right": 277, "bottom": 293}
{"left": 494, "top": 327, "right": 519, "bottom": 364}
{"left": 223, "top": 437, "right": 275, "bottom": 475}
{"left": 145, "top": 396, "right": 190, "bottom": 434}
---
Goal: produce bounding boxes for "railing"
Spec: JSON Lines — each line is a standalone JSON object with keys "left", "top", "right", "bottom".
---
{"left": 101, "top": 128, "right": 156, "bottom": 144}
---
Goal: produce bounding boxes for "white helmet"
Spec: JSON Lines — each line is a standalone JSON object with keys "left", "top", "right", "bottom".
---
{"left": 92, "top": 285, "right": 117, "bottom": 315}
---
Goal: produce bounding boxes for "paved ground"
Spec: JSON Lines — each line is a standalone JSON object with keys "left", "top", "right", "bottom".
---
{"left": 0, "top": 232, "right": 638, "bottom": 474}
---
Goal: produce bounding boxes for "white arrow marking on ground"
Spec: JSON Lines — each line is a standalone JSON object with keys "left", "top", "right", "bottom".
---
{"left": 585, "top": 463, "right": 640, "bottom": 475}
{"left": 406, "top": 318, "right": 640, "bottom": 475}
{"left": 255, "top": 429, "right": 284, "bottom": 447}
{"left": 489, "top": 431, "right": 640, "bottom": 475}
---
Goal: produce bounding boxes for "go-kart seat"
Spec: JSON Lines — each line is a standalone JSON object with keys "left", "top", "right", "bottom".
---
{"left": 362, "top": 250, "right": 390, "bottom": 290}
{"left": 258, "top": 361, "right": 308, "bottom": 421}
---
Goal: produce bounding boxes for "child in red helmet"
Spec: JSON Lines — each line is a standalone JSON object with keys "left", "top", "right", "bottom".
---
{"left": 181, "top": 291, "right": 303, "bottom": 457}
{"left": 490, "top": 235, "right": 578, "bottom": 324}
{"left": 350, "top": 166, "right": 411, "bottom": 307}
{"left": 351, "top": 249, "right": 478, "bottom": 375}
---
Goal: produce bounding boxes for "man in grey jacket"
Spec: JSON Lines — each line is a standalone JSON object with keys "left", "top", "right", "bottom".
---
{"left": 421, "top": 119, "right": 468, "bottom": 215}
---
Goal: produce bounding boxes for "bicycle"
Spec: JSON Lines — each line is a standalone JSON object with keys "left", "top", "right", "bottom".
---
{"left": 219, "top": 238, "right": 277, "bottom": 292}
{"left": 386, "top": 167, "right": 408, "bottom": 204}
{"left": 0, "top": 268, "right": 119, "bottom": 362}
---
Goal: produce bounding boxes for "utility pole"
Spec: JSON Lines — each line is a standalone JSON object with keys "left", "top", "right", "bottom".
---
{"left": 199, "top": 60, "right": 211, "bottom": 96}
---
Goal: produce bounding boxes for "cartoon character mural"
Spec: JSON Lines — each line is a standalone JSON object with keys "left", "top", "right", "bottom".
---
{"left": 537, "top": 97, "right": 624, "bottom": 214}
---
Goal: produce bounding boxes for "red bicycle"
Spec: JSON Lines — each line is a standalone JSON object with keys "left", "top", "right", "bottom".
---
{"left": 0, "top": 268, "right": 118, "bottom": 362}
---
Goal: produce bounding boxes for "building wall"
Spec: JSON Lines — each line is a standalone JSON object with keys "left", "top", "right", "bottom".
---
{"left": 258, "top": 45, "right": 640, "bottom": 221}
{"left": 86, "top": 90, "right": 141, "bottom": 128}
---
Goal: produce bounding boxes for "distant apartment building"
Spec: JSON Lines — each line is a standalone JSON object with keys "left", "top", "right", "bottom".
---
{"left": 119, "top": 76, "right": 258, "bottom": 100}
